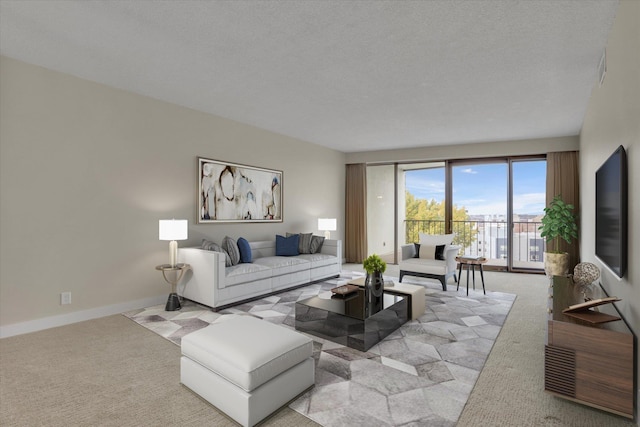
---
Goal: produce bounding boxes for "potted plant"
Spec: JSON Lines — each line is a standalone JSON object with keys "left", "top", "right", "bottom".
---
{"left": 363, "top": 254, "right": 386, "bottom": 301}
{"left": 538, "top": 194, "right": 578, "bottom": 277}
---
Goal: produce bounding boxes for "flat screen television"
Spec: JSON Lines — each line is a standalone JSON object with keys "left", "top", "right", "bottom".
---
{"left": 595, "top": 145, "right": 627, "bottom": 278}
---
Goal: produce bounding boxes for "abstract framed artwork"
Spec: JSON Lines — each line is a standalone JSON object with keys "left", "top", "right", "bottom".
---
{"left": 197, "top": 157, "right": 283, "bottom": 223}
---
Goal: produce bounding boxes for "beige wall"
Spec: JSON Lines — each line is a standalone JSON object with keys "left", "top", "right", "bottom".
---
{"left": 579, "top": 0, "right": 639, "bottom": 406}
{"left": 345, "top": 135, "right": 579, "bottom": 164}
{"left": 0, "top": 56, "right": 345, "bottom": 327}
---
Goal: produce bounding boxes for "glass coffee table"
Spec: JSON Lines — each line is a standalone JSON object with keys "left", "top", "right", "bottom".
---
{"left": 295, "top": 288, "right": 408, "bottom": 351}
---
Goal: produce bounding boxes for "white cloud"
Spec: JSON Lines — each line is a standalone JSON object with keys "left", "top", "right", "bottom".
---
{"left": 456, "top": 199, "right": 505, "bottom": 216}
{"left": 456, "top": 193, "right": 545, "bottom": 216}
{"left": 405, "top": 175, "right": 445, "bottom": 200}
{"left": 462, "top": 168, "right": 478, "bottom": 174}
{"left": 513, "top": 192, "right": 545, "bottom": 214}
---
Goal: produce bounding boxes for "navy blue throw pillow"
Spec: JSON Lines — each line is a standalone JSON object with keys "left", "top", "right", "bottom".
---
{"left": 276, "top": 234, "right": 299, "bottom": 256}
{"left": 413, "top": 243, "right": 421, "bottom": 258}
{"left": 237, "top": 237, "right": 252, "bottom": 263}
{"left": 435, "top": 244, "right": 446, "bottom": 261}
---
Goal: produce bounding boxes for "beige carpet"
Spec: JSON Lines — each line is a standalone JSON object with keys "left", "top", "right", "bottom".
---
{"left": 453, "top": 271, "right": 635, "bottom": 427}
{"left": 0, "top": 314, "right": 316, "bottom": 427}
{"left": 1, "top": 269, "right": 635, "bottom": 426}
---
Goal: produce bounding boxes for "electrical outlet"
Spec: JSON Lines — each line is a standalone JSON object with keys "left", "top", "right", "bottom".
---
{"left": 61, "top": 292, "right": 72, "bottom": 305}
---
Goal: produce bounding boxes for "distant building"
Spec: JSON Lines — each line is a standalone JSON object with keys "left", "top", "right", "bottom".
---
{"left": 460, "top": 214, "right": 544, "bottom": 265}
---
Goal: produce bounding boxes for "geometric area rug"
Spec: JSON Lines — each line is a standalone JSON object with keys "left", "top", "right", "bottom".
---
{"left": 123, "top": 271, "right": 515, "bottom": 426}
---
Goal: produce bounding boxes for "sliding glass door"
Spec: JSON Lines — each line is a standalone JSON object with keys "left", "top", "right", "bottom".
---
{"left": 510, "top": 159, "right": 546, "bottom": 271}
{"left": 403, "top": 163, "right": 446, "bottom": 243}
{"left": 451, "top": 162, "right": 508, "bottom": 268}
{"left": 366, "top": 156, "right": 546, "bottom": 272}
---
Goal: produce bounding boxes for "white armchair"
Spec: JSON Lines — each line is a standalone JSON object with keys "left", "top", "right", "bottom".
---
{"left": 398, "top": 233, "right": 460, "bottom": 291}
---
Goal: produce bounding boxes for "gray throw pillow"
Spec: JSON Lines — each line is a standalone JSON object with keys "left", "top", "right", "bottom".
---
{"left": 299, "top": 233, "right": 313, "bottom": 254}
{"left": 202, "top": 239, "right": 231, "bottom": 266}
{"left": 202, "top": 239, "right": 219, "bottom": 251}
{"left": 222, "top": 236, "right": 240, "bottom": 266}
{"left": 309, "top": 235, "right": 325, "bottom": 254}
{"left": 287, "top": 232, "right": 313, "bottom": 254}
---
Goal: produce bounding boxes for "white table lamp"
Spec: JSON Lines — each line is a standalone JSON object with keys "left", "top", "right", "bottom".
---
{"left": 159, "top": 219, "right": 188, "bottom": 267}
{"left": 318, "top": 218, "right": 337, "bottom": 239}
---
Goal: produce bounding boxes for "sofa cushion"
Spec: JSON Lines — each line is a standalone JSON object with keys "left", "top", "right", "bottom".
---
{"left": 254, "top": 256, "right": 309, "bottom": 275}
{"left": 435, "top": 244, "right": 446, "bottom": 260}
{"left": 225, "top": 263, "right": 272, "bottom": 287}
{"left": 222, "top": 236, "right": 241, "bottom": 266}
{"left": 309, "top": 235, "right": 325, "bottom": 253}
{"left": 297, "top": 253, "right": 337, "bottom": 268}
{"left": 276, "top": 234, "right": 299, "bottom": 256}
{"left": 249, "top": 240, "right": 276, "bottom": 259}
{"left": 237, "top": 237, "right": 252, "bottom": 263}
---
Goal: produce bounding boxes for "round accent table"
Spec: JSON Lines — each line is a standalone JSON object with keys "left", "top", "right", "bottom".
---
{"left": 155, "top": 263, "right": 191, "bottom": 311}
{"left": 455, "top": 256, "right": 487, "bottom": 296}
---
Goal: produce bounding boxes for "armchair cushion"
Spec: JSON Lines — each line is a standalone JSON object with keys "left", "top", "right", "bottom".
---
{"left": 419, "top": 233, "right": 455, "bottom": 246}
{"left": 417, "top": 243, "right": 447, "bottom": 260}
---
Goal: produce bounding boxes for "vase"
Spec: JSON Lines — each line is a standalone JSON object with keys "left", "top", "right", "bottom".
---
{"left": 544, "top": 252, "right": 569, "bottom": 278}
{"left": 365, "top": 271, "right": 384, "bottom": 298}
{"left": 365, "top": 271, "right": 384, "bottom": 316}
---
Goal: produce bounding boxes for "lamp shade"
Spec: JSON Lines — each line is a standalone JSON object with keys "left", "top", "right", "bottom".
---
{"left": 159, "top": 219, "right": 188, "bottom": 241}
{"left": 318, "top": 218, "right": 337, "bottom": 231}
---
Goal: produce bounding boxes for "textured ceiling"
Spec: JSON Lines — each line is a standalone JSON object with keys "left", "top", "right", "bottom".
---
{"left": 0, "top": 0, "right": 618, "bottom": 153}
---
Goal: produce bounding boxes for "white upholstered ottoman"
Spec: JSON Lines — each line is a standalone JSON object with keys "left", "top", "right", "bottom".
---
{"left": 180, "top": 315, "right": 314, "bottom": 427}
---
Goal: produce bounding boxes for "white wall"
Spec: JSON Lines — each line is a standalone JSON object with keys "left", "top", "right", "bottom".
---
{"left": 579, "top": 0, "right": 639, "bottom": 413}
{"left": 0, "top": 56, "right": 345, "bottom": 329}
{"left": 366, "top": 165, "right": 395, "bottom": 259}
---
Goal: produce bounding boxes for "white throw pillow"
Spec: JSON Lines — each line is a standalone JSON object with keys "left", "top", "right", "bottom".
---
{"left": 419, "top": 244, "right": 436, "bottom": 259}
{"left": 419, "top": 233, "right": 455, "bottom": 246}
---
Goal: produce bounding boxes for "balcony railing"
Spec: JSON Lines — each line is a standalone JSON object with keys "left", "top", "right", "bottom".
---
{"left": 404, "top": 219, "right": 544, "bottom": 269}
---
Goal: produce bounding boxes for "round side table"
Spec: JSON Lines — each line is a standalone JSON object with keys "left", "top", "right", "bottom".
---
{"left": 455, "top": 257, "right": 487, "bottom": 296}
{"left": 155, "top": 263, "right": 191, "bottom": 311}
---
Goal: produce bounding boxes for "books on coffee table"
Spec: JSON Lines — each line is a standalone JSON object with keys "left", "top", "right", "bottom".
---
{"left": 330, "top": 284, "right": 359, "bottom": 297}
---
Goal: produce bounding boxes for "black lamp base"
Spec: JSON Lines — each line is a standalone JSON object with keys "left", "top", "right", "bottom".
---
{"left": 165, "top": 293, "right": 181, "bottom": 311}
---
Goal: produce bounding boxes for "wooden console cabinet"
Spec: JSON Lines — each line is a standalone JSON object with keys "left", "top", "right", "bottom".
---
{"left": 545, "top": 276, "right": 636, "bottom": 419}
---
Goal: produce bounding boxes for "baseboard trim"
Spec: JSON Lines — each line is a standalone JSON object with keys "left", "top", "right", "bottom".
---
{"left": 0, "top": 295, "right": 167, "bottom": 339}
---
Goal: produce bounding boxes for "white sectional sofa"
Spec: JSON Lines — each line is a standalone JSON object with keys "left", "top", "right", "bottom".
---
{"left": 177, "top": 239, "right": 342, "bottom": 310}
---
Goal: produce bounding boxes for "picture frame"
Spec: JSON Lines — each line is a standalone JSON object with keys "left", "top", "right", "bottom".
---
{"left": 197, "top": 157, "right": 283, "bottom": 223}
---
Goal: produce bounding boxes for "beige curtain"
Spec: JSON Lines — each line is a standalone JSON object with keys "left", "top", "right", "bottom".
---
{"left": 345, "top": 164, "right": 367, "bottom": 263}
{"left": 546, "top": 151, "right": 580, "bottom": 270}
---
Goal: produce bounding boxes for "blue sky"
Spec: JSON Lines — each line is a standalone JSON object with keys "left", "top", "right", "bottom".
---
{"left": 405, "top": 161, "right": 546, "bottom": 216}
